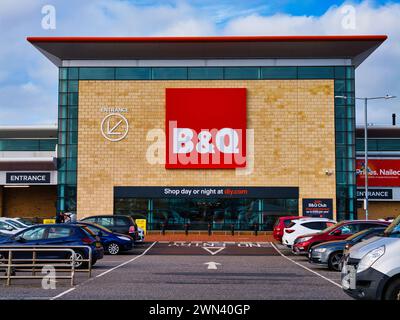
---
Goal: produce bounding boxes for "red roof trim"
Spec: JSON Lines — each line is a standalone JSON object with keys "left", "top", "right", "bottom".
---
{"left": 27, "top": 35, "right": 388, "bottom": 43}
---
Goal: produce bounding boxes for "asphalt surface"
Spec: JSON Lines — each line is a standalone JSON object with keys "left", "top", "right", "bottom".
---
{"left": 0, "top": 241, "right": 351, "bottom": 300}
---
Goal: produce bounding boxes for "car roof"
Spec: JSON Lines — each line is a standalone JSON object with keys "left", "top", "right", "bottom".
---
{"left": 296, "top": 218, "right": 335, "bottom": 223}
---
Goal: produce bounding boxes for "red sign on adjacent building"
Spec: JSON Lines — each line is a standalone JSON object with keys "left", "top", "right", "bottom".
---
{"left": 165, "top": 88, "right": 247, "bottom": 169}
{"left": 356, "top": 159, "right": 400, "bottom": 187}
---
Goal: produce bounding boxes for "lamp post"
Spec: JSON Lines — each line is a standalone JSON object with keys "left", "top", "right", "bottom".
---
{"left": 335, "top": 94, "right": 396, "bottom": 220}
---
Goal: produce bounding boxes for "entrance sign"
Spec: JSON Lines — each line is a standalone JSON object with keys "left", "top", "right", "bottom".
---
{"left": 166, "top": 88, "right": 247, "bottom": 168}
{"left": 6, "top": 172, "right": 50, "bottom": 184}
{"left": 101, "top": 113, "right": 129, "bottom": 142}
{"left": 302, "top": 199, "right": 333, "bottom": 219}
{"left": 357, "top": 189, "right": 393, "bottom": 200}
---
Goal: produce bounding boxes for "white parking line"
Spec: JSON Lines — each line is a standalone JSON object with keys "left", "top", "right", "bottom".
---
{"left": 50, "top": 241, "right": 157, "bottom": 300}
{"left": 96, "top": 241, "right": 157, "bottom": 278}
{"left": 270, "top": 242, "right": 342, "bottom": 289}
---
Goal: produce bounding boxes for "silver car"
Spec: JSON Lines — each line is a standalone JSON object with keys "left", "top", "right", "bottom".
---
{"left": 341, "top": 215, "right": 400, "bottom": 300}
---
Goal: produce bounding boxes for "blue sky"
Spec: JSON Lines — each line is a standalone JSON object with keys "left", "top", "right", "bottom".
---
{"left": 0, "top": 0, "right": 399, "bottom": 125}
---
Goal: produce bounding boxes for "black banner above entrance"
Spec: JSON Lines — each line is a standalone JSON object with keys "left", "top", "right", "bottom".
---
{"left": 114, "top": 186, "right": 299, "bottom": 199}
{"left": 357, "top": 189, "right": 393, "bottom": 200}
{"left": 6, "top": 172, "right": 51, "bottom": 184}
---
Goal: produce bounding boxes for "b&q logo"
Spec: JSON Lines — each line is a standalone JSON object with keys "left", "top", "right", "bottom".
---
{"left": 166, "top": 88, "right": 247, "bottom": 169}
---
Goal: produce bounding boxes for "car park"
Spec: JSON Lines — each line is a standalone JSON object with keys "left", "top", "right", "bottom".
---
{"left": 282, "top": 218, "right": 336, "bottom": 247}
{"left": 292, "top": 220, "right": 390, "bottom": 255}
{"left": 308, "top": 227, "right": 386, "bottom": 271}
{"left": 341, "top": 215, "right": 400, "bottom": 300}
{"left": 0, "top": 224, "right": 104, "bottom": 268}
{"left": 75, "top": 221, "right": 134, "bottom": 255}
{"left": 81, "top": 215, "right": 139, "bottom": 241}
{"left": 273, "top": 216, "right": 301, "bottom": 242}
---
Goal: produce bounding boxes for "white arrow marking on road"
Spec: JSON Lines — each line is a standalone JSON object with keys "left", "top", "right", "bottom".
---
{"left": 202, "top": 247, "right": 225, "bottom": 255}
{"left": 204, "top": 262, "right": 221, "bottom": 270}
{"left": 107, "top": 119, "right": 123, "bottom": 135}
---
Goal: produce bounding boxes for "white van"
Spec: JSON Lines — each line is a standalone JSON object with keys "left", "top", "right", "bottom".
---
{"left": 341, "top": 215, "right": 400, "bottom": 300}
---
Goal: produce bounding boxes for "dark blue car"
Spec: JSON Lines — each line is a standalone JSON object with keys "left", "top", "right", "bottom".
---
{"left": 75, "top": 222, "right": 134, "bottom": 255}
{"left": 0, "top": 224, "right": 104, "bottom": 269}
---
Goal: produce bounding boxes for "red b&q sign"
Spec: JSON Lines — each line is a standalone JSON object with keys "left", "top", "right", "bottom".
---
{"left": 166, "top": 88, "right": 247, "bottom": 169}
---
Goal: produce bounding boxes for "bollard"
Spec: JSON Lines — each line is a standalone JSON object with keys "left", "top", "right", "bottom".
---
{"left": 230, "top": 224, "right": 234, "bottom": 236}
{"left": 185, "top": 223, "right": 189, "bottom": 236}
{"left": 207, "top": 223, "right": 212, "bottom": 236}
{"left": 161, "top": 223, "right": 166, "bottom": 235}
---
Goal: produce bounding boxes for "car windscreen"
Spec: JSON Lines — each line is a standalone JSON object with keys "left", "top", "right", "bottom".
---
{"left": 284, "top": 219, "right": 295, "bottom": 227}
{"left": 5, "top": 220, "right": 24, "bottom": 228}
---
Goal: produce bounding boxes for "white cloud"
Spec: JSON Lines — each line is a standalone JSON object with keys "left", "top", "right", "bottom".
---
{"left": 0, "top": 0, "right": 399, "bottom": 125}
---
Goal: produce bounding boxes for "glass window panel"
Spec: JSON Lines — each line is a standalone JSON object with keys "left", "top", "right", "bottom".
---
{"left": 224, "top": 67, "right": 259, "bottom": 79}
{"left": 68, "top": 80, "right": 79, "bottom": 92}
{"left": 334, "top": 80, "right": 346, "bottom": 94}
{"left": 59, "top": 131, "right": 67, "bottom": 145}
{"left": 39, "top": 139, "right": 57, "bottom": 151}
{"left": 58, "top": 172, "right": 66, "bottom": 184}
{"left": 68, "top": 106, "right": 78, "bottom": 119}
{"left": 57, "top": 185, "right": 65, "bottom": 198}
{"left": 58, "top": 144, "right": 67, "bottom": 158}
{"left": 67, "top": 145, "right": 77, "bottom": 158}
{"left": 67, "top": 131, "right": 78, "bottom": 144}
{"left": 67, "top": 160, "right": 77, "bottom": 171}
{"left": 58, "top": 158, "right": 67, "bottom": 171}
{"left": 59, "top": 80, "right": 68, "bottom": 93}
{"left": 58, "top": 119, "right": 67, "bottom": 132}
{"left": 68, "top": 118, "right": 78, "bottom": 132}
{"left": 334, "top": 66, "right": 346, "bottom": 79}
{"left": 68, "top": 93, "right": 78, "bottom": 105}
{"left": 152, "top": 67, "right": 187, "bottom": 80}
{"left": 261, "top": 67, "right": 297, "bottom": 79}
{"left": 79, "top": 67, "right": 115, "bottom": 80}
{"left": 59, "top": 93, "right": 68, "bottom": 106}
{"left": 188, "top": 67, "right": 224, "bottom": 80}
{"left": 298, "top": 66, "right": 334, "bottom": 79}
{"left": 59, "top": 106, "right": 68, "bottom": 119}
{"left": 59, "top": 68, "right": 68, "bottom": 80}
{"left": 346, "top": 67, "right": 355, "bottom": 79}
{"left": 68, "top": 68, "right": 79, "bottom": 80}
{"left": 115, "top": 68, "right": 151, "bottom": 80}
{"left": 66, "top": 171, "right": 77, "bottom": 185}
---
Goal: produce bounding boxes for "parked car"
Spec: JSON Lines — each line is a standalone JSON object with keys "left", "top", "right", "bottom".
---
{"left": 0, "top": 218, "right": 29, "bottom": 229}
{"left": 0, "top": 224, "right": 104, "bottom": 269}
{"left": 75, "top": 222, "right": 134, "bottom": 255}
{"left": 282, "top": 218, "right": 336, "bottom": 247}
{"left": 292, "top": 220, "right": 390, "bottom": 255}
{"left": 15, "top": 218, "right": 35, "bottom": 226}
{"left": 80, "top": 215, "right": 139, "bottom": 240}
{"left": 341, "top": 215, "right": 400, "bottom": 300}
{"left": 0, "top": 219, "right": 25, "bottom": 235}
{"left": 273, "top": 216, "right": 301, "bottom": 242}
{"left": 309, "top": 227, "right": 386, "bottom": 271}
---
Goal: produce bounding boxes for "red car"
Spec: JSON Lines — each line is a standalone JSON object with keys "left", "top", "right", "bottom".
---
{"left": 273, "top": 216, "right": 301, "bottom": 242}
{"left": 292, "top": 220, "right": 390, "bottom": 255}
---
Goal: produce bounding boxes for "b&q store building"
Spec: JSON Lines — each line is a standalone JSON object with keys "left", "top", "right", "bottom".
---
{"left": 2, "top": 35, "right": 398, "bottom": 230}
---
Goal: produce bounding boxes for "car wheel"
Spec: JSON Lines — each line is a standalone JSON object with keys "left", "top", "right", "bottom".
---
{"left": 384, "top": 278, "right": 400, "bottom": 300}
{"left": 69, "top": 251, "right": 86, "bottom": 269}
{"left": 107, "top": 242, "right": 120, "bottom": 255}
{"left": 328, "top": 252, "right": 344, "bottom": 271}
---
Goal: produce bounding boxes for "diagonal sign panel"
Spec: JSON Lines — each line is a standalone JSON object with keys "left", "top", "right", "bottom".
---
{"left": 202, "top": 247, "right": 225, "bottom": 255}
